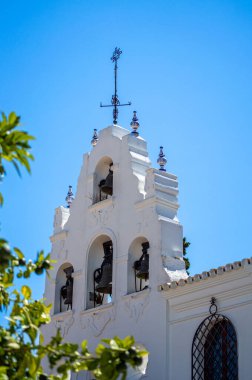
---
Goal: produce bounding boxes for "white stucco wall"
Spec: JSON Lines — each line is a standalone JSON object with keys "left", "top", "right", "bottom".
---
{"left": 162, "top": 264, "right": 252, "bottom": 380}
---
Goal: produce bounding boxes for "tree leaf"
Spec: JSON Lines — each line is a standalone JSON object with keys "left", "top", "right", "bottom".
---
{"left": 81, "top": 340, "right": 88, "bottom": 353}
{"left": 14, "top": 247, "right": 24, "bottom": 259}
{"left": 21, "top": 285, "right": 32, "bottom": 299}
{"left": 8, "top": 112, "right": 18, "bottom": 125}
{"left": 7, "top": 342, "right": 20, "bottom": 350}
{"left": 0, "top": 193, "right": 3, "bottom": 206}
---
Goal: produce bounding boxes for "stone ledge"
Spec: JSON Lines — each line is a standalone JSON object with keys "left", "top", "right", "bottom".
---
{"left": 123, "top": 287, "right": 150, "bottom": 300}
{"left": 50, "top": 230, "right": 68, "bottom": 243}
{"left": 88, "top": 196, "right": 114, "bottom": 211}
{"left": 52, "top": 309, "right": 73, "bottom": 320}
{"left": 80, "top": 302, "right": 114, "bottom": 316}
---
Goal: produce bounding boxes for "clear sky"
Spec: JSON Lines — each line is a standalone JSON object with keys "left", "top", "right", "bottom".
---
{"left": 1, "top": 0, "right": 252, "bottom": 301}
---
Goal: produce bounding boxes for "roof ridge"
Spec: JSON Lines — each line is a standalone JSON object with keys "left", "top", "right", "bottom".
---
{"left": 159, "top": 257, "right": 252, "bottom": 291}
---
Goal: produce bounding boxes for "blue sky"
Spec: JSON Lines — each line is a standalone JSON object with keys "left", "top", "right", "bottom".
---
{"left": 1, "top": 0, "right": 252, "bottom": 301}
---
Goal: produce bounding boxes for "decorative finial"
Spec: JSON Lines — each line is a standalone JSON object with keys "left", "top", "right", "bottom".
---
{"left": 130, "top": 111, "right": 139, "bottom": 136}
{"left": 157, "top": 146, "right": 167, "bottom": 172}
{"left": 100, "top": 47, "right": 131, "bottom": 125}
{"left": 65, "top": 185, "right": 74, "bottom": 208}
{"left": 91, "top": 129, "right": 98, "bottom": 147}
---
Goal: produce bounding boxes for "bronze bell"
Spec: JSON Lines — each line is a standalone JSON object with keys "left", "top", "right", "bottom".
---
{"left": 134, "top": 242, "right": 150, "bottom": 281}
{"left": 95, "top": 241, "right": 113, "bottom": 295}
{"left": 60, "top": 266, "right": 74, "bottom": 311}
{"left": 101, "top": 166, "right": 113, "bottom": 196}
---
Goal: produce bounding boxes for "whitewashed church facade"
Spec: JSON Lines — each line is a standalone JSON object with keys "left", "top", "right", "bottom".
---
{"left": 42, "top": 119, "right": 252, "bottom": 380}
{"left": 43, "top": 49, "right": 252, "bottom": 380}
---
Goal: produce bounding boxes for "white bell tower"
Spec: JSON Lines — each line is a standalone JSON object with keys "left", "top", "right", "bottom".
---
{"left": 43, "top": 48, "right": 187, "bottom": 379}
{"left": 43, "top": 118, "right": 187, "bottom": 379}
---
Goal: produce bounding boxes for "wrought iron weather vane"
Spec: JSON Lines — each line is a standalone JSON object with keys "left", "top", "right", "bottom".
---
{"left": 100, "top": 47, "right": 131, "bottom": 125}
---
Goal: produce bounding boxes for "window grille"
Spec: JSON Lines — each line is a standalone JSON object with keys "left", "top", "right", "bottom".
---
{"left": 192, "top": 298, "right": 238, "bottom": 380}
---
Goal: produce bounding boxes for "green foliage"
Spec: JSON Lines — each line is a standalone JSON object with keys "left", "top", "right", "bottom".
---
{"left": 183, "top": 237, "right": 191, "bottom": 274}
{"left": 0, "top": 239, "right": 146, "bottom": 380}
{"left": 0, "top": 112, "right": 34, "bottom": 205}
{"left": 0, "top": 112, "right": 147, "bottom": 380}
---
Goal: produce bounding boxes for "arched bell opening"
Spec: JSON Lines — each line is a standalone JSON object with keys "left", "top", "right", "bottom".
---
{"left": 93, "top": 156, "right": 113, "bottom": 204}
{"left": 54, "top": 262, "right": 74, "bottom": 314}
{"left": 86, "top": 235, "right": 114, "bottom": 309}
{"left": 127, "top": 237, "right": 150, "bottom": 294}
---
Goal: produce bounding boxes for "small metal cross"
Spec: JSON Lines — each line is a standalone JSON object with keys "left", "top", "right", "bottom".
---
{"left": 111, "top": 47, "right": 122, "bottom": 62}
{"left": 100, "top": 47, "right": 131, "bottom": 125}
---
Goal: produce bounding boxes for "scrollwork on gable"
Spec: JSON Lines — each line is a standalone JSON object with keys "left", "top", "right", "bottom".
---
{"left": 53, "top": 314, "right": 74, "bottom": 337}
{"left": 80, "top": 307, "right": 115, "bottom": 337}
{"left": 88, "top": 205, "right": 114, "bottom": 228}
{"left": 124, "top": 294, "right": 150, "bottom": 323}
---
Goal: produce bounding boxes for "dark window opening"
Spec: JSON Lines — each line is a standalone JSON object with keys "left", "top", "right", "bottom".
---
{"left": 192, "top": 314, "right": 238, "bottom": 380}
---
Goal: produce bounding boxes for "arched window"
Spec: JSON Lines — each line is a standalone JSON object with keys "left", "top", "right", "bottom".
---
{"left": 192, "top": 298, "right": 238, "bottom": 380}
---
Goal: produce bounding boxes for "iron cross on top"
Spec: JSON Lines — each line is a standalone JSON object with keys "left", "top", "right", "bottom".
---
{"left": 100, "top": 47, "right": 131, "bottom": 125}
{"left": 111, "top": 47, "right": 122, "bottom": 62}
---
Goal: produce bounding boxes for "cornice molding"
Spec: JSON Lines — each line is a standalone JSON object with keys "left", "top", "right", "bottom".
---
{"left": 80, "top": 302, "right": 114, "bottom": 317}
{"left": 88, "top": 196, "right": 114, "bottom": 212}
{"left": 50, "top": 230, "right": 68, "bottom": 243}
{"left": 135, "top": 196, "right": 179, "bottom": 212}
